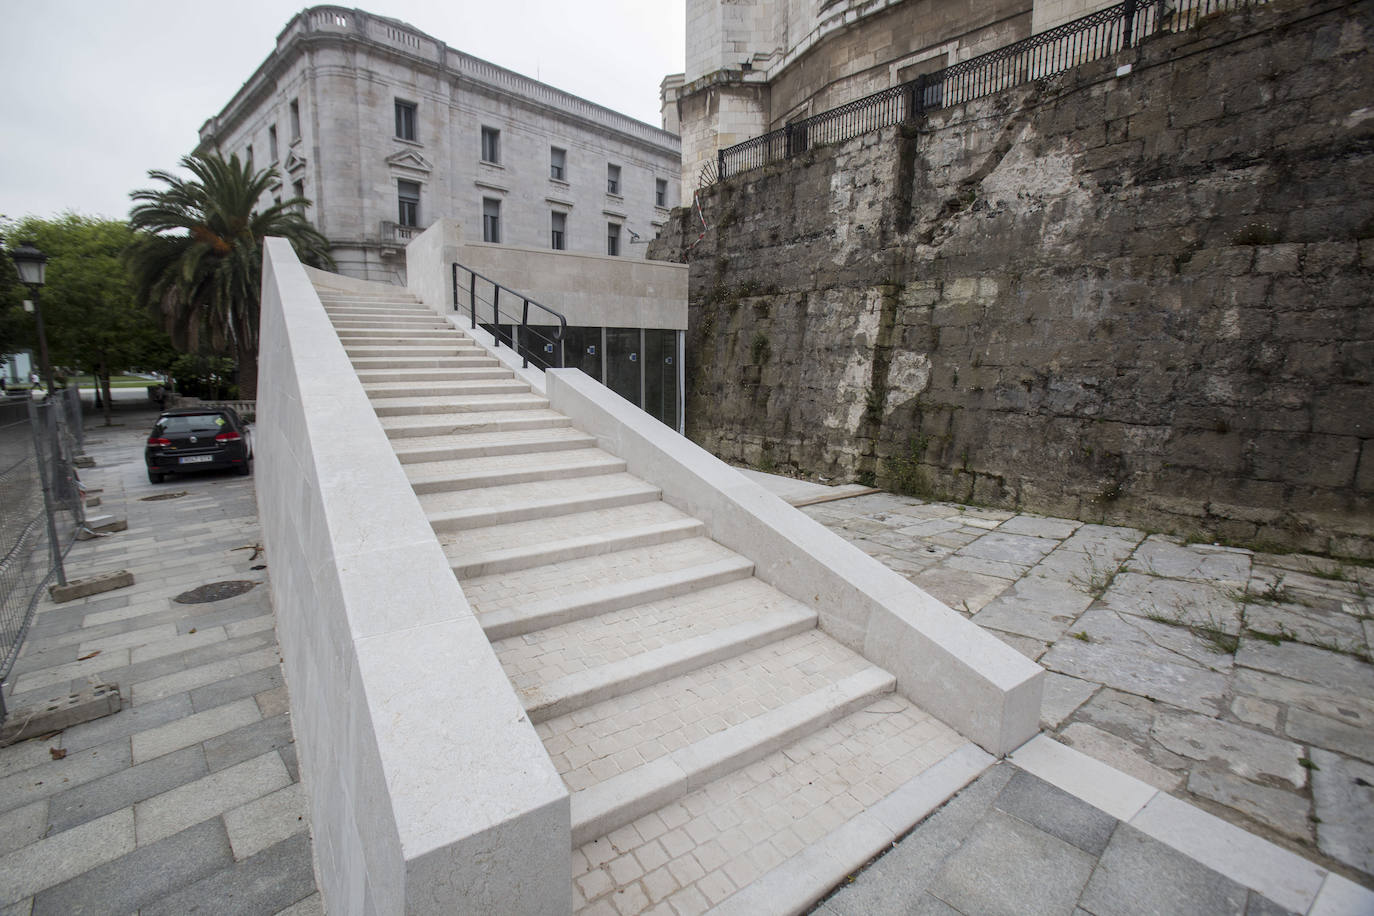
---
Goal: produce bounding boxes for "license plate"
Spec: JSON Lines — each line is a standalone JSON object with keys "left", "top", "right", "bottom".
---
{"left": 179, "top": 455, "right": 213, "bottom": 464}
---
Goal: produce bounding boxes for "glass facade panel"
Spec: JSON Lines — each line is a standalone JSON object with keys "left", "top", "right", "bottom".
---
{"left": 643, "top": 329, "right": 679, "bottom": 428}
{"left": 563, "top": 326, "right": 602, "bottom": 382}
{"left": 606, "top": 328, "right": 641, "bottom": 407}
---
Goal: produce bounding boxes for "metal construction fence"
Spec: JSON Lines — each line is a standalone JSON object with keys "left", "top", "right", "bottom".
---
{"left": 708, "top": 0, "right": 1270, "bottom": 186}
{"left": 0, "top": 388, "right": 86, "bottom": 719}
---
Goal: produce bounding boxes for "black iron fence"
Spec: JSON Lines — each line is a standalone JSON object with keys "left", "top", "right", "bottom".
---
{"left": 0, "top": 388, "right": 86, "bottom": 719}
{"left": 712, "top": 0, "right": 1269, "bottom": 184}
{"left": 451, "top": 263, "right": 569, "bottom": 371}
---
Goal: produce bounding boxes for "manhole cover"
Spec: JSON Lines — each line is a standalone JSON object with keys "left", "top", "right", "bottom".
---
{"left": 140, "top": 491, "right": 188, "bottom": 502}
{"left": 174, "top": 580, "right": 257, "bottom": 604}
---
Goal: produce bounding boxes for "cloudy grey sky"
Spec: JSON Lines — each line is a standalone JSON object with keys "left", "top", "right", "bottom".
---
{"left": 0, "top": 0, "right": 686, "bottom": 223}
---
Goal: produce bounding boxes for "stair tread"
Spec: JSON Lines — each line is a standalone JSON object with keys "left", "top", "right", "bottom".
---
{"left": 357, "top": 368, "right": 513, "bottom": 382}
{"left": 376, "top": 393, "right": 547, "bottom": 409}
{"left": 461, "top": 536, "right": 746, "bottom": 616}
{"left": 380, "top": 409, "right": 572, "bottom": 437}
{"left": 396, "top": 427, "right": 593, "bottom": 458}
{"left": 571, "top": 691, "right": 968, "bottom": 914}
{"left": 417, "top": 470, "right": 652, "bottom": 513}
{"left": 441, "top": 501, "right": 692, "bottom": 557}
{"left": 403, "top": 447, "right": 621, "bottom": 484}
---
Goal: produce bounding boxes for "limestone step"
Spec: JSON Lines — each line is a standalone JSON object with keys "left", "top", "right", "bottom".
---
{"left": 393, "top": 427, "right": 595, "bottom": 464}
{"left": 336, "top": 327, "right": 457, "bottom": 340}
{"left": 322, "top": 303, "right": 433, "bottom": 315}
{"left": 570, "top": 690, "right": 971, "bottom": 914}
{"left": 364, "top": 379, "right": 530, "bottom": 399}
{"left": 568, "top": 665, "right": 896, "bottom": 846}
{"left": 330, "top": 314, "right": 445, "bottom": 326}
{"left": 356, "top": 367, "right": 513, "bottom": 384}
{"left": 403, "top": 448, "right": 626, "bottom": 494}
{"left": 351, "top": 355, "right": 502, "bottom": 370}
{"left": 379, "top": 409, "right": 572, "bottom": 439}
{"left": 473, "top": 547, "right": 755, "bottom": 640}
{"left": 370, "top": 393, "right": 549, "bottom": 418}
{"left": 495, "top": 578, "right": 819, "bottom": 723}
{"left": 422, "top": 474, "right": 662, "bottom": 535}
{"left": 344, "top": 345, "right": 486, "bottom": 359}
{"left": 443, "top": 502, "right": 704, "bottom": 578}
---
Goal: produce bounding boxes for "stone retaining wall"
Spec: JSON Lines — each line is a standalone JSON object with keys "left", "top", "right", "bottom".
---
{"left": 651, "top": 0, "right": 1374, "bottom": 557}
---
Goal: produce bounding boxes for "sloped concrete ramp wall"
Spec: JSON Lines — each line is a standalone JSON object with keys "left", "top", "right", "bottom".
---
{"left": 257, "top": 238, "right": 569, "bottom": 914}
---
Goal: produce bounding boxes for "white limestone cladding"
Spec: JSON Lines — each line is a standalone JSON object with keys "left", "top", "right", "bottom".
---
{"left": 199, "top": 6, "right": 681, "bottom": 282}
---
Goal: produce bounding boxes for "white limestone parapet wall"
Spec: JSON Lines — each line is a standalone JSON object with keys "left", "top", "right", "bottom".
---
{"left": 543, "top": 368, "right": 1044, "bottom": 757}
{"left": 257, "top": 238, "right": 570, "bottom": 914}
{"left": 405, "top": 219, "right": 689, "bottom": 331}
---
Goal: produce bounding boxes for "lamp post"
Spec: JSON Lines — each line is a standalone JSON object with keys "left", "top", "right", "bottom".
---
{"left": 10, "top": 241, "right": 55, "bottom": 398}
{"left": 9, "top": 240, "right": 66, "bottom": 588}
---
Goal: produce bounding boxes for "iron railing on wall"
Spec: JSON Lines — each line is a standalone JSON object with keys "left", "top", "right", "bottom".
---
{"left": 0, "top": 389, "right": 86, "bottom": 720}
{"left": 710, "top": 0, "right": 1269, "bottom": 185}
{"left": 452, "top": 263, "right": 569, "bottom": 371}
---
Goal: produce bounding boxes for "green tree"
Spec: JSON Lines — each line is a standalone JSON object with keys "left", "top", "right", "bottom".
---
{"left": 125, "top": 152, "right": 334, "bottom": 400}
{"left": 1, "top": 214, "right": 174, "bottom": 424}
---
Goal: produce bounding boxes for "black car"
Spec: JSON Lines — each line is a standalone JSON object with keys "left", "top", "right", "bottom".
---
{"left": 145, "top": 408, "right": 253, "bottom": 483}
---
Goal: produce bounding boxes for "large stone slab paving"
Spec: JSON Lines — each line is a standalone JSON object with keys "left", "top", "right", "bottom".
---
{"left": 971, "top": 575, "right": 1093, "bottom": 642}
{"left": 1310, "top": 749, "right": 1374, "bottom": 875}
{"left": 1078, "top": 825, "right": 1251, "bottom": 916}
{"left": 1126, "top": 536, "right": 1252, "bottom": 585}
{"left": 955, "top": 531, "right": 1060, "bottom": 569}
{"left": 1098, "top": 572, "right": 1243, "bottom": 633}
{"left": 1185, "top": 768, "right": 1312, "bottom": 842}
{"left": 1150, "top": 711, "right": 1307, "bottom": 789}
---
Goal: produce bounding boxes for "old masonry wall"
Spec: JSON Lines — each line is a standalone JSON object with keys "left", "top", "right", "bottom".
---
{"left": 650, "top": 0, "right": 1374, "bottom": 558}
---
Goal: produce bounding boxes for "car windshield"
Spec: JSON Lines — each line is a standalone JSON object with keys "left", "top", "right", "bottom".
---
{"left": 157, "top": 414, "right": 228, "bottom": 435}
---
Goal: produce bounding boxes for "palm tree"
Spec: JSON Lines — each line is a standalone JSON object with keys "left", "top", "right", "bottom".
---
{"left": 126, "top": 152, "right": 333, "bottom": 400}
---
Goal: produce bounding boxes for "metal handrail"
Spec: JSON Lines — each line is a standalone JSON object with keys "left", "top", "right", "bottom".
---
{"left": 712, "top": 0, "right": 1269, "bottom": 184}
{"left": 451, "top": 262, "right": 568, "bottom": 371}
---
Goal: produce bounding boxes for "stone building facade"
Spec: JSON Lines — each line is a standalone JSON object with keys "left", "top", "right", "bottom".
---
{"left": 666, "top": 0, "right": 1132, "bottom": 200}
{"left": 198, "top": 6, "right": 682, "bottom": 282}
{"left": 651, "top": 0, "right": 1373, "bottom": 557}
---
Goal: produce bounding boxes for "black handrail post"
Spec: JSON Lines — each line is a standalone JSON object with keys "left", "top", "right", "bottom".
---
{"left": 451, "top": 263, "right": 458, "bottom": 312}
{"left": 717, "top": 149, "right": 726, "bottom": 183}
{"left": 468, "top": 270, "right": 477, "bottom": 330}
{"left": 492, "top": 285, "right": 501, "bottom": 349}
{"left": 521, "top": 298, "right": 531, "bottom": 369}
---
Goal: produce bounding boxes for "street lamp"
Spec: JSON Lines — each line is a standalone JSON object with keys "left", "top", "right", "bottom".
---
{"left": 10, "top": 240, "right": 55, "bottom": 398}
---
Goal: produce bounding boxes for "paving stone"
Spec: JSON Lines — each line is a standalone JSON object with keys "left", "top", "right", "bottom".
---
{"left": 1234, "top": 641, "right": 1374, "bottom": 695}
{"left": 1040, "top": 608, "right": 1231, "bottom": 716}
{"left": 1241, "top": 601, "right": 1366, "bottom": 651}
{"left": 0, "top": 807, "right": 135, "bottom": 906}
{"left": 1232, "top": 668, "right": 1374, "bottom": 735}
{"left": 254, "top": 685, "right": 291, "bottom": 719}
{"left": 1309, "top": 749, "right": 1374, "bottom": 875}
{"left": 1186, "top": 768, "right": 1312, "bottom": 842}
{"left": 139, "top": 832, "right": 316, "bottom": 916}
{"left": 972, "top": 576, "right": 1093, "bottom": 642}
{"left": 203, "top": 714, "right": 295, "bottom": 773}
{"left": 133, "top": 751, "right": 291, "bottom": 846}
{"left": 1059, "top": 723, "right": 1183, "bottom": 792}
{"left": 1078, "top": 824, "right": 1249, "bottom": 916}
{"left": 941, "top": 553, "right": 1028, "bottom": 581}
{"left": 0, "top": 802, "right": 47, "bottom": 859}
{"left": 223, "top": 782, "right": 308, "bottom": 861}
{"left": 273, "top": 893, "right": 324, "bottom": 916}
{"left": 1231, "top": 696, "right": 1282, "bottom": 731}
{"left": 911, "top": 566, "right": 1010, "bottom": 614}
{"left": 987, "top": 630, "right": 1049, "bottom": 660}
{"left": 1039, "top": 673, "right": 1097, "bottom": 729}
{"left": 46, "top": 744, "right": 208, "bottom": 833}
{"left": 0, "top": 739, "right": 132, "bottom": 816}
{"left": 955, "top": 531, "right": 1059, "bottom": 568}
{"left": 1126, "top": 537, "right": 1252, "bottom": 585}
{"left": 30, "top": 818, "right": 231, "bottom": 916}
{"left": 1284, "top": 707, "right": 1374, "bottom": 764}
{"left": 132, "top": 697, "right": 261, "bottom": 764}
{"left": 926, "top": 808, "right": 1096, "bottom": 916}
{"left": 189, "top": 664, "right": 284, "bottom": 713}
{"left": 993, "top": 771, "right": 1118, "bottom": 856}
{"left": 1151, "top": 710, "right": 1306, "bottom": 789}
{"left": 1098, "top": 572, "right": 1242, "bottom": 634}
{"left": 996, "top": 515, "right": 1081, "bottom": 540}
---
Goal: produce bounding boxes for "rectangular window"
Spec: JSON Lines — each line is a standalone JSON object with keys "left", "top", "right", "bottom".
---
{"left": 481, "top": 126, "right": 500, "bottom": 164}
{"left": 606, "top": 164, "right": 620, "bottom": 195}
{"left": 269, "top": 125, "right": 278, "bottom": 161}
{"left": 395, "top": 100, "right": 417, "bottom": 141}
{"left": 398, "top": 180, "right": 420, "bottom": 227}
{"left": 655, "top": 178, "right": 668, "bottom": 208}
{"left": 550, "top": 147, "right": 566, "bottom": 180}
{"left": 289, "top": 99, "right": 301, "bottom": 141}
{"left": 292, "top": 179, "right": 305, "bottom": 213}
{"left": 607, "top": 222, "right": 620, "bottom": 256}
{"left": 483, "top": 198, "right": 501, "bottom": 243}
{"left": 551, "top": 212, "right": 566, "bottom": 250}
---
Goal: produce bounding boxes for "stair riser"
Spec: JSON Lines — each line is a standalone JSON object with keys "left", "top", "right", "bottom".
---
{"left": 372, "top": 398, "right": 547, "bottom": 417}
{"left": 357, "top": 369, "right": 512, "bottom": 383}
{"left": 383, "top": 416, "right": 572, "bottom": 438}
{"left": 479, "top": 556, "right": 753, "bottom": 641}
{"left": 396, "top": 434, "right": 596, "bottom": 464}
{"left": 409, "top": 458, "right": 626, "bottom": 495}
{"left": 366, "top": 383, "right": 527, "bottom": 399}
{"left": 323, "top": 308, "right": 435, "bottom": 318}
{"left": 345, "top": 348, "right": 484, "bottom": 359}
{"left": 336, "top": 331, "right": 458, "bottom": 341}
{"left": 352, "top": 358, "right": 500, "bottom": 369}
{"left": 429, "top": 485, "right": 661, "bottom": 535}
{"left": 452, "top": 519, "right": 704, "bottom": 579}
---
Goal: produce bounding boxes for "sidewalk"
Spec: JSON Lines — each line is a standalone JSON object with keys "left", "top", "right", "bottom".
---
{"left": 0, "top": 406, "right": 320, "bottom": 915}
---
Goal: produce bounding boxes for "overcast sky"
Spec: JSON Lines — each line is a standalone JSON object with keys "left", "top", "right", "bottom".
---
{"left": 0, "top": 0, "right": 686, "bottom": 224}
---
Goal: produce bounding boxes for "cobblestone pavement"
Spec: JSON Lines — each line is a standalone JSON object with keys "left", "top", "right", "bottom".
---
{"left": 0, "top": 407, "right": 321, "bottom": 915}
{"left": 733, "top": 473, "right": 1373, "bottom": 890}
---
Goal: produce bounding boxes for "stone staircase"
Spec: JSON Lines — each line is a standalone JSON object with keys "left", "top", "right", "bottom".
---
{"left": 318, "top": 283, "right": 975, "bottom": 914}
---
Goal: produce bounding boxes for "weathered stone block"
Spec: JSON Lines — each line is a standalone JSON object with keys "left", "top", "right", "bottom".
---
{"left": 50, "top": 569, "right": 134, "bottom": 602}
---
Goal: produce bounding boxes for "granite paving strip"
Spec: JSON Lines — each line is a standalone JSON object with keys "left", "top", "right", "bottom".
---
{"left": 0, "top": 406, "right": 317, "bottom": 914}
{"left": 743, "top": 472, "right": 1374, "bottom": 892}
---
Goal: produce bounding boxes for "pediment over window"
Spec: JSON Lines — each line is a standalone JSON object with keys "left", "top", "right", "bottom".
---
{"left": 385, "top": 149, "right": 433, "bottom": 175}
{"left": 283, "top": 151, "right": 308, "bottom": 173}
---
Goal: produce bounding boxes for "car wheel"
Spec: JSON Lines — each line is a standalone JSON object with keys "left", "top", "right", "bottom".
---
{"left": 148, "top": 469, "right": 164, "bottom": 484}
{"left": 236, "top": 460, "right": 252, "bottom": 477}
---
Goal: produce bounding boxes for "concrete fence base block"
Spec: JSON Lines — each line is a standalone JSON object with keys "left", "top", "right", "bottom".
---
{"left": 78, "top": 515, "right": 127, "bottom": 539}
{"left": 0, "top": 683, "right": 122, "bottom": 746}
{"left": 85, "top": 496, "right": 102, "bottom": 508}
{"left": 50, "top": 569, "right": 134, "bottom": 602}
{"left": 72, "top": 455, "right": 95, "bottom": 468}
